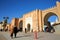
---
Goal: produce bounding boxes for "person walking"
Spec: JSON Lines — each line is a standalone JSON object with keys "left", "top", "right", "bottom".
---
{"left": 10, "top": 26, "right": 18, "bottom": 38}
{"left": 25, "top": 28, "right": 27, "bottom": 33}
{"left": 13, "top": 26, "right": 18, "bottom": 38}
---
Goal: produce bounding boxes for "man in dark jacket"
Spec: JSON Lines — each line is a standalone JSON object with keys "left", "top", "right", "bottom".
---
{"left": 13, "top": 26, "right": 18, "bottom": 38}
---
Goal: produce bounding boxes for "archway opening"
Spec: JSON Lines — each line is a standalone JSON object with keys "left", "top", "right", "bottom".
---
{"left": 43, "top": 12, "right": 60, "bottom": 33}
{"left": 43, "top": 12, "right": 59, "bottom": 31}
{"left": 19, "top": 20, "right": 23, "bottom": 32}
{"left": 48, "top": 15, "right": 58, "bottom": 25}
{"left": 27, "top": 24, "right": 30, "bottom": 32}
{"left": 44, "top": 12, "right": 59, "bottom": 25}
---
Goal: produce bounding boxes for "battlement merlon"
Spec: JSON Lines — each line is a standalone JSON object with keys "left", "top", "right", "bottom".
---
{"left": 56, "top": 1, "right": 60, "bottom": 8}
{"left": 56, "top": 1, "right": 60, "bottom": 4}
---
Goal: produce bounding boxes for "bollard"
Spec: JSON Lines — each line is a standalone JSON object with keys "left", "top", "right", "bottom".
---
{"left": 34, "top": 31, "right": 38, "bottom": 40}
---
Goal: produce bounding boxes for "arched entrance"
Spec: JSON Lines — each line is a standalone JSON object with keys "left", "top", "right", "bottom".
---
{"left": 44, "top": 12, "right": 59, "bottom": 25}
{"left": 27, "top": 24, "right": 30, "bottom": 32}
{"left": 19, "top": 20, "right": 23, "bottom": 32}
{"left": 43, "top": 12, "right": 59, "bottom": 31}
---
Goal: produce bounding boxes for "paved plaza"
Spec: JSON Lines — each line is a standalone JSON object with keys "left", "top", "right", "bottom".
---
{"left": 0, "top": 31, "right": 60, "bottom": 40}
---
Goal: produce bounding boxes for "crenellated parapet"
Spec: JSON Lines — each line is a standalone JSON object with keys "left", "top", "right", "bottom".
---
{"left": 42, "top": 6, "right": 57, "bottom": 12}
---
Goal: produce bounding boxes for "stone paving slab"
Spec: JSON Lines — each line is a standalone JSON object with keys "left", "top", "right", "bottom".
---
{"left": 0, "top": 32, "right": 60, "bottom": 40}
{"left": 0, "top": 32, "right": 7, "bottom": 40}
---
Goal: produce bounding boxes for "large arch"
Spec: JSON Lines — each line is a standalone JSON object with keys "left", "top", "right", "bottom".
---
{"left": 19, "top": 20, "right": 23, "bottom": 32}
{"left": 44, "top": 12, "right": 59, "bottom": 25}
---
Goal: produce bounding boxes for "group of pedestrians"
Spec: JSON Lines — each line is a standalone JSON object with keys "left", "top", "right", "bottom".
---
{"left": 9, "top": 21, "right": 55, "bottom": 39}
{"left": 45, "top": 21, "right": 55, "bottom": 33}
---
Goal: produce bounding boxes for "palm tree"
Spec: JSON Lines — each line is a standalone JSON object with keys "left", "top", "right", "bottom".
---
{"left": 3, "top": 17, "right": 9, "bottom": 31}
{"left": 0, "top": 22, "right": 3, "bottom": 24}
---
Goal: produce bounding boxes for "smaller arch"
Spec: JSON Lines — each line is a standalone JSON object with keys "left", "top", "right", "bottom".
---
{"left": 19, "top": 20, "right": 23, "bottom": 32}
{"left": 27, "top": 23, "right": 31, "bottom": 32}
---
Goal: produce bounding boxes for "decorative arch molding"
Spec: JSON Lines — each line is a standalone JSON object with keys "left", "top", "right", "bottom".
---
{"left": 44, "top": 12, "right": 59, "bottom": 25}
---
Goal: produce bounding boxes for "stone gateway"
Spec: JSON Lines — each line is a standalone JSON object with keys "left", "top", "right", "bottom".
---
{"left": 10, "top": 1, "right": 60, "bottom": 32}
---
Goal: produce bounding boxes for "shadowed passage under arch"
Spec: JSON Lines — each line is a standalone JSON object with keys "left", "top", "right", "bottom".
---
{"left": 27, "top": 23, "right": 30, "bottom": 32}
{"left": 19, "top": 20, "right": 23, "bottom": 32}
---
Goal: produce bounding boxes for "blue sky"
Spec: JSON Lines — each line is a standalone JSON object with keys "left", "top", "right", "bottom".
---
{"left": 0, "top": 0, "right": 60, "bottom": 23}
